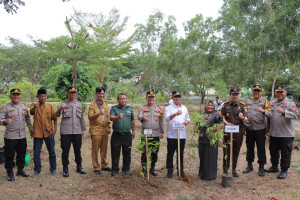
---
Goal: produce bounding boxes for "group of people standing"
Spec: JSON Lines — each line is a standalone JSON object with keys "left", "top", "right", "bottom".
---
{"left": 197, "top": 84, "right": 298, "bottom": 181}
{"left": 0, "top": 84, "right": 298, "bottom": 182}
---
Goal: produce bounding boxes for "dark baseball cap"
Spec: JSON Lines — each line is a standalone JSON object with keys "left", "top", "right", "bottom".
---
{"left": 10, "top": 88, "right": 21, "bottom": 94}
{"left": 172, "top": 90, "right": 181, "bottom": 97}
{"left": 275, "top": 85, "right": 286, "bottom": 92}
{"left": 146, "top": 91, "right": 155, "bottom": 97}
{"left": 230, "top": 88, "right": 239, "bottom": 94}
{"left": 67, "top": 86, "right": 77, "bottom": 92}
{"left": 253, "top": 84, "right": 262, "bottom": 91}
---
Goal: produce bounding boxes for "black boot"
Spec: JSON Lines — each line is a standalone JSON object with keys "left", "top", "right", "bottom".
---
{"left": 258, "top": 165, "right": 265, "bottom": 177}
{"left": 63, "top": 166, "right": 69, "bottom": 177}
{"left": 76, "top": 166, "right": 86, "bottom": 174}
{"left": 150, "top": 168, "right": 158, "bottom": 176}
{"left": 265, "top": 165, "right": 279, "bottom": 173}
{"left": 7, "top": 171, "right": 15, "bottom": 181}
{"left": 16, "top": 169, "right": 30, "bottom": 177}
{"left": 243, "top": 163, "right": 253, "bottom": 174}
{"left": 277, "top": 170, "right": 288, "bottom": 179}
{"left": 167, "top": 168, "right": 173, "bottom": 179}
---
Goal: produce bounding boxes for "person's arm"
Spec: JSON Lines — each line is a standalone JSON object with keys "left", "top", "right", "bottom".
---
{"left": 88, "top": 103, "right": 100, "bottom": 120}
{"left": 221, "top": 105, "right": 233, "bottom": 126}
{"left": 106, "top": 104, "right": 111, "bottom": 134}
{"left": 183, "top": 107, "right": 190, "bottom": 125}
{"left": 131, "top": 120, "right": 135, "bottom": 139}
{"left": 25, "top": 107, "right": 34, "bottom": 133}
{"left": 279, "top": 102, "right": 298, "bottom": 119}
{"left": 30, "top": 103, "right": 37, "bottom": 115}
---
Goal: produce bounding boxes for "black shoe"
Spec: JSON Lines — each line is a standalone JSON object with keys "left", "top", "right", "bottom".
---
{"left": 102, "top": 167, "right": 112, "bottom": 171}
{"left": 7, "top": 172, "right": 15, "bottom": 181}
{"left": 122, "top": 170, "right": 130, "bottom": 175}
{"left": 177, "top": 171, "right": 184, "bottom": 177}
{"left": 16, "top": 170, "right": 30, "bottom": 177}
{"left": 76, "top": 167, "right": 86, "bottom": 174}
{"left": 167, "top": 169, "right": 173, "bottom": 179}
{"left": 232, "top": 171, "right": 239, "bottom": 177}
{"left": 277, "top": 171, "right": 287, "bottom": 179}
{"left": 111, "top": 171, "right": 117, "bottom": 176}
{"left": 31, "top": 171, "right": 40, "bottom": 177}
{"left": 258, "top": 166, "right": 265, "bottom": 177}
{"left": 243, "top": 165, "right": 253, "bottom": 174}
{"left": 265, "top": 166, "right": 279, "bottom": 173}
{"left": 62, "top": 170, "right": 69, "bottom": 177}
{"left": 94, "top": 170, "right": 102, "bottom": 175}
{"left": 150, "top": 168, "right": 158, "bottom": 176}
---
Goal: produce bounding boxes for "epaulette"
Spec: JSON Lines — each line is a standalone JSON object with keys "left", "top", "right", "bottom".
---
{"left": 223, "top": 101, "right": 230, "bottom": 104}
{"left": 239, "top": 102, "right": 245, "bottom": 105}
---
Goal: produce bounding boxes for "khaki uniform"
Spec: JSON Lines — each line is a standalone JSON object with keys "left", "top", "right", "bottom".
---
{"left": 88, "top": 100, "right": 111, "bottom": 170}
{"left": 221, "top": 101, "right": 246, "bottom": 172}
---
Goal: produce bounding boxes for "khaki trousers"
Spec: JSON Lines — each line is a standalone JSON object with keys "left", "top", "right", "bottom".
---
{"left": 91, "top": 135, "right": 109, "bottom": 170}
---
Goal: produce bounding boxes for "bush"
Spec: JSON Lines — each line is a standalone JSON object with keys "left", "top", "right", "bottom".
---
{"left": 0, "top": 94, "right": 10, "bottom": 106}
{"left": 46, "top": 98, "right": 62, "bottom": 102}
{"left": 54, "top": 63, "right": 97, "bottom": 102}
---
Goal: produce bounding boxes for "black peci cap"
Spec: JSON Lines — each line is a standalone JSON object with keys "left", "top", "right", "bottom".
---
{"left": 37, "top": 88, "right": 47, "bottom": 95}
{"left": 146, "top": 91, "right": 155, "bottom": 97}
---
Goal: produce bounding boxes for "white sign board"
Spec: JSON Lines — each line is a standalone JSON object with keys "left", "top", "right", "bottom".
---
{"left": 173, "top": 124, "right": 185, "bottom": 130}
{"left": 225, "top": 125, "right": 239, "bottom": 133}
{"left": 144, "top": 129, "right": 153, "bottom": 135}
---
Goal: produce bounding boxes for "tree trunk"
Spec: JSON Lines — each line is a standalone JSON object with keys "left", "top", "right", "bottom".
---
{"left": 99, "top": 64, "right": 104, "bottom": 86}
{"left": 72, "top": 58, "right": 77, "bottom": 87}
{"left": 271, "top": 60, "right": 281, "bottom": 100}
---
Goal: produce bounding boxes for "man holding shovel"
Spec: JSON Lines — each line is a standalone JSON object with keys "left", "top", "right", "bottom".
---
{"left": 164, "top": 91, "right": 190, "bottom": 179}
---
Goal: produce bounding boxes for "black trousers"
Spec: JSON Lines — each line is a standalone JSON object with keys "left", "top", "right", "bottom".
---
{"left": 223, "top": 131, "right": 244, "bottom": 172}
{"left": 141, "top": 137, "right": 160, "bottom": 169}
{"left": 269, "top": 136, "right": 294, "bottom": 171}
{"left": 166, "top": 138, "right": 185, "bottom": 171}
{"left": 4, "top": 138, "right": 27, "bottom": 173}
{"left": 60, "top": 134, "right": 82, "bottom": 169}
{"left": 245, "top": 128, "right": 266, "bottom": 165}
{"left": 111, "top": 132, "right": 132, "bottom": 173}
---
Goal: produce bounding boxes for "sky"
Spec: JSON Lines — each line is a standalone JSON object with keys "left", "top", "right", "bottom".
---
{"left": 0, "top": 0, "right": 224, "bottom": 46}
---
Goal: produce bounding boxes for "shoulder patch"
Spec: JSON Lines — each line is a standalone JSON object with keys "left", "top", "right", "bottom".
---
{"left": 292, "top": 105, "right": 298, "bottom": 111}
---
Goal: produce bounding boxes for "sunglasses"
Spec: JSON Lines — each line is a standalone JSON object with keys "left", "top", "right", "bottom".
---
{"left": 174, "top": 95, "right": 181, "bottom": 98}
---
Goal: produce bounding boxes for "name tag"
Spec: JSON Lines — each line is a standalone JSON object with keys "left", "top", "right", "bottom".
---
{"left": 173, "top": 124, "right": 185, "bottom": 130}
{"left": 225, "top": 125, "right": 239, "bottom": 133}
{"left": 144, "top": 129, "right": 152, "bottom": 135}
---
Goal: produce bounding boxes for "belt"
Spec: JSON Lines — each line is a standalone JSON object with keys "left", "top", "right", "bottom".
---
{"left": 114, "top": 132, "right": 130, "bottom": 136}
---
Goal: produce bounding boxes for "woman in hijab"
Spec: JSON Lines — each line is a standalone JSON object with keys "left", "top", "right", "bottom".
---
{"left": 196, "top": 100, "right": 223, "bottom": 180}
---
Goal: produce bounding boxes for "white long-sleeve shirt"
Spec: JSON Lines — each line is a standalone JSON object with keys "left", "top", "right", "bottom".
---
{"left": 164, "top": 103, "right": 190, "bottom": 139}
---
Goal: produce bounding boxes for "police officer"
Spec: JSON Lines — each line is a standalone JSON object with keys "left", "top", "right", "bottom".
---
{"left": 257, "top": 85, "right": 298, "bottom": 179}
{"left": 221, "top": 88, "right": 248, "bottom": 177}
{"left": 110, "top": 93, "right": 135, "bottom": 176}
{"left": 243, "top": 84, "right": 271, "bottom": 176}
{"left": 0, "top": 89, "right": 33, "bottom": 181}
{"left": 138, "top": 91, "right": 164, "bottom": 176}
{"left": 55, "top": 86, "right": 86, "bottom": 177}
